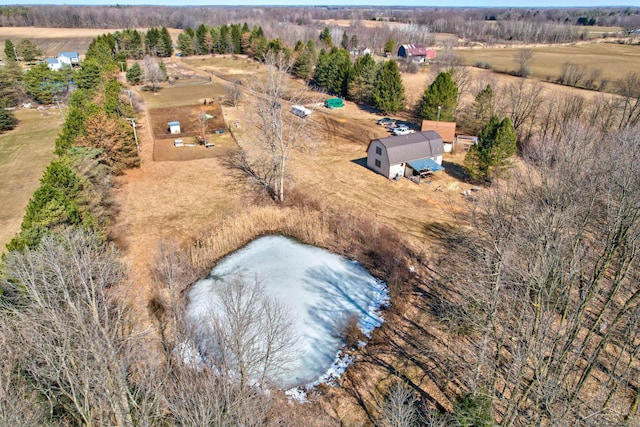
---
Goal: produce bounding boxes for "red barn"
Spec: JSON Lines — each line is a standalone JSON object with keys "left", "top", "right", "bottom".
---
{"left": 397, "top": 44, "right": 436, "bottom": 62}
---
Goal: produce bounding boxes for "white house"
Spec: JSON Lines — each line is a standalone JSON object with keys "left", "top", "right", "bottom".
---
{"left": 366, "top": 131, "right": 444, "bottom": 180}
{"left": 45, "top": 58, "right": 61, "bottom": 71}
{"left": 168, "top": 121, "right": 181, "bottom": 134}
{"left": 57, "top": 51, "right": 80, "bottom": 67}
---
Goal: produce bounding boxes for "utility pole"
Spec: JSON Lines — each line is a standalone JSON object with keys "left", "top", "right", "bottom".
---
{"left": 126, "top": 118, "right": 139, "bottom": 152}
{"left": 436, "top": 105, "right": 441, "bottom": 132}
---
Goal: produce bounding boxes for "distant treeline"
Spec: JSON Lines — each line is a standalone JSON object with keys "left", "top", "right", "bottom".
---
{"left": 0, "top": 5, "right": 639, "bottom": 42}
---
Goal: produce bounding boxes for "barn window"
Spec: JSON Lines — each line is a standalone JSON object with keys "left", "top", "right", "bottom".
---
{"left": 376, "top": 146, "right": 382, "bottom": 155}
{"left": 375, "top": 159, "right": 381, "bottom": 168}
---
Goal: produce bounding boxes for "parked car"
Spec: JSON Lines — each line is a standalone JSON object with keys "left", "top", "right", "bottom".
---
{"left": 377, "top": 117, "right": 395, "bottom": 126}
{"left": 393, "top": 125, "right": 414, "bottom": 135}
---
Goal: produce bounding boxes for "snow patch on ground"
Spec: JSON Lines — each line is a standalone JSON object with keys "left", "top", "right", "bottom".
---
{"left": 187, "top": 235, "right": 388, "bottom": 389}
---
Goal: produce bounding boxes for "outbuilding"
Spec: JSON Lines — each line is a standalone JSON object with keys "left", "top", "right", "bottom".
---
{"left": 168, "top": 121, "right": 181, "bottom": 134}
{"left": 421, "top": 120, "right": 456, "bottom": 152}
{"left": 397, "top": 44, "right": 436, "bottom": 63}
{"left": 366, "top": 131, "right": 445, "bottom": 180}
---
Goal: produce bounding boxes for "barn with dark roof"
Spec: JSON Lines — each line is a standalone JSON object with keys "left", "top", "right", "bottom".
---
{"left": 366, "top": 131, "right": 444, "bottom": 180}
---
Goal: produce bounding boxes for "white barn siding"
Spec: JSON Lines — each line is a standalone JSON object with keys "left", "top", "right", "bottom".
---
{"left": 367, "top": 140, "right": 392, "bottom": 178}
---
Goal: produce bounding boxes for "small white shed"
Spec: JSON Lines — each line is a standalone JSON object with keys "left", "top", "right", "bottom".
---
{"left": 168, "top": 121, "right": 181, "bottom": 134}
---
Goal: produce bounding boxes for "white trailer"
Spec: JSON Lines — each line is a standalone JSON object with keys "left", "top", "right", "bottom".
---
{"left": 290, "top": 105, "right": 312, "bottom": 118}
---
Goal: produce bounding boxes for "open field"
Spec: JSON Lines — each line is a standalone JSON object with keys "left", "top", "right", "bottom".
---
{"left": 0, "top": 27, "right": 183, "bottom": 57}
{"left": 456, "top": 42, "right": 640, "bottom": 85}
{"left": 0, "top": 108, "right": 61, "bottom": 251}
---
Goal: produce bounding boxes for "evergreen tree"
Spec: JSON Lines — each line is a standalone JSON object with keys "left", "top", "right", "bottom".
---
{"left": 4, "top": 39, "right": 16, "bottom": 61}
{"left": 348, "top": 53, "right": 378, "bottom": 103}
{"left": 76, "top": 60, "right": 101, "bottom": 91}
{"left": 177, "top": 32, "right": 195, "bottom": 56}
{"left": 292, "top": 43, "right": 315, "bottom": 80}
{"left": 160, "top": 27, "right": 173, "bottom": 57}
{"left": 466, "top": 84, "right": 495, "bottom": 135}
{"left": 0, "top": 63, "right": 21, "bottom": 107}
{"left": 17, "top": 38, "right": 42, "bottom": 62}
{"left": 103, "top": 78, "right": 121, "bottom": 117}
{"left": 384, "top": 38, "right": 395, "bottom": 55}
{"left": 145, "top": 27, "right": 161, "bottom": 56}
{"left": 350, "top": 34, "right": 359, "bottom": 50}
{"left": 464, "top": 116, "right": 517, "bottom": 182}
{"left": 341, "top": 31, "right": 349, "bottom": 50}
{"left": 126, "top": 62, "right": 143, "bottom": 85}
{"left": 372, "top": 60, "right": 405, "bottom": 114}
{"left": 23, "top": 63, "right": 58, "bottom": 104}
{"left": 319, "top": 27, "right": 333, "bottom": 47}
{"left": 419, "top": 71, "right": 458, "bottom": 121}
{"left": 0, "top": 108, "right": 18, "bottom": 132}
{"left": 195, "top": 24, "right": 208, "bottom": 55}
{"left": 312, "top": 48, "right": 351, "bottom": 97}
{"left": 231, "top": 24, "right": 242, "bottom": 54}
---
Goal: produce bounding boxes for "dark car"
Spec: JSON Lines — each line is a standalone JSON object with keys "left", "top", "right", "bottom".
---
{"left": 377, "top": 117, "right": 395, "bottom": 126}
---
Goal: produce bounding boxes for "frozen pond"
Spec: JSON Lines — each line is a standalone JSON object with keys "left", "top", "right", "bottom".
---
{"left": 187, "top": 235, "right": 388, "bottom": 388}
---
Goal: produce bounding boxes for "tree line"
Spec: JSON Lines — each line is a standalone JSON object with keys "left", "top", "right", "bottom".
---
{"left": 6, "top": 34, "right": 139, "bottom": 252}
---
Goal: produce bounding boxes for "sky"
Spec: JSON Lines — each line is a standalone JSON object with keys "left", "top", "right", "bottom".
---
{"left": 2, "top": 1, "right": 636, "bottom": 7}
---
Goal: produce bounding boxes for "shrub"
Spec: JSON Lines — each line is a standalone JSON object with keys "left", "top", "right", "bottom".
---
{"left": 475, "top": 61, "right": 492, "bottom": 69}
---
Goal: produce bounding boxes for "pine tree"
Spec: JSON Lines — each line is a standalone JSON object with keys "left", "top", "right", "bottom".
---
{"left": 319, "top": 27, "right": 333, "bottom": 47}
{"left": 17, "top": 39, "right": 42, "bottom": 63}
{"left": 419, "top": 71, "right": 458, "bottom": 121}
{"left": 4, "top": 39, "right": 16, "bottom": 61}
{"left": 348, "top": 53, "right": 378, "bottom": 103}
{"left": 464, "top": 116, "right": 517, "bottom": 182}
{"left": 372, "top": 60, "right": 405, "bottom": 114}
{"left": 126, "top": 62, "right": 143, "bottom": 85}
{"left": 160, "top": 27, "right": 173, "bottom": 57}
{"left": 341, "top": 31, "right": 349, "bottom": 50}
{"left": 384, "top": 38, "right": 395, "bottom": 55}
{"left": 465, "top": 84, "right": 494, "bottom": 135}
{"left": 177, "top": 33, "right": 195, "bottom": 56}
{"left": 0, "top": 108, "right": 18, "bottom": 132}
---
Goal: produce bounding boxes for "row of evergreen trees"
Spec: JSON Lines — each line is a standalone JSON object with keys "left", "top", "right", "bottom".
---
{"left": 113, "top": 27, "right": 173, "bottom": 59}
{"left": 7, "top": 34, "right": 140, "bottom": 252}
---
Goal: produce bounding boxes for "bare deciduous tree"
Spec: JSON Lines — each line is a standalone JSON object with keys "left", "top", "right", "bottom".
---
{"left": 237, "top": 52, "right": 315, "bottom": 202}
{"left": 143, "top": 55, "right": 164, "bottom": 92}
{"left": 447, "top": 124, "right": 640, "bottom": 425}
{"left": 376, "top": 381, "right": 419, "bottom": 427}
{"left": 1, "top": 230, "right": 140, "bottom": 426}
{"left": 513, "top": 48, "right": 534, "bottom": 77}
{"left": 194, "top": 276, "right": 298, "bottom": 389}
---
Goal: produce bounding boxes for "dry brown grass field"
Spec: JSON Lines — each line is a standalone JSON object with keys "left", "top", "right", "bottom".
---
{"left": 0, "top": 108, "right": 61, "bottom": 252}
{"left": 456, "top": 42, "right": 640, "bottom": 85}
{"left": 0, "top": 27, "right": 183, "bottom": 57}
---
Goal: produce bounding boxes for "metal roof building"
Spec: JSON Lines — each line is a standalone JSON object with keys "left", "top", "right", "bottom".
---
{"left": 366, "top": 131, "right": 445, "bottom": 180}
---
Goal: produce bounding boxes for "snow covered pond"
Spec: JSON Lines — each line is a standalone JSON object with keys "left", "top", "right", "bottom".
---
{"left": 186, "top": 235, "right": 388, "bottom": 388}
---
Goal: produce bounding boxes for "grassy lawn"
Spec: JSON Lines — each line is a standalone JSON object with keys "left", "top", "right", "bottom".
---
{"left": 456, "top": 42, "right": 640, "bottom": 85}
{"left": 0, "top": 109, "right": 62, "bottom": 252}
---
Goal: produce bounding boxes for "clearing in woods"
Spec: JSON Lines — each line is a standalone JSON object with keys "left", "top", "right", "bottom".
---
{"left": 0, "top": 109, "right": 62, "bottom": 252}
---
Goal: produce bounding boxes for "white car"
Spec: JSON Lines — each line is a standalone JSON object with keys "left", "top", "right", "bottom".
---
{"left": 393, "top": 126, "right": 414, "bottom": 135}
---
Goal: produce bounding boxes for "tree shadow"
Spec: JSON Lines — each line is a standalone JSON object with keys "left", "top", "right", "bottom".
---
{"left": 441, "top": 160, "right": 468, "bottom": 181}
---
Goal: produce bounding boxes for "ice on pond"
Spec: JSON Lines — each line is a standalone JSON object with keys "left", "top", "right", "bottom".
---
{"left": 187, "top": 235, "right": 388, "bottom": 388}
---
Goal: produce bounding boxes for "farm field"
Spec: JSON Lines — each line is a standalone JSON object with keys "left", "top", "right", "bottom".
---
{"left": 0, "top": 27, "right": 184, "bottom": 57}
{"left": 456, "top": 42, "right": 640, "bottom": 85}
{"left": 0, "top": 108, "right": 61, "bottom": 251}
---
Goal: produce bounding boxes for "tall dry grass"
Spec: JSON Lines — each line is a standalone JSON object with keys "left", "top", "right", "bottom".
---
{"left": 187, "top": 190, "right": 421, "bottom": 311}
